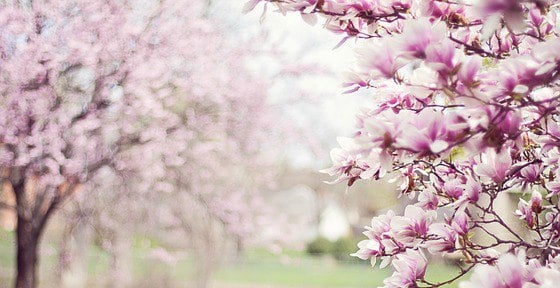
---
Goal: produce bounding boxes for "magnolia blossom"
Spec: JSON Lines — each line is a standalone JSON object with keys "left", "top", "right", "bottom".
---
{"left": 384, "top": 249, "right": 428, "bottom": 288}
{"left": 352, "top": 210, "right": 395, "bottom": 267}
{"left": 425, "top": 223, "right": 457, "bottom": 254}
{"left": 392, "top": 205, "right": 436, "bottom": 242}
{"left": 321, "top": 137, "right": 389, "bottom": 185}
{"left": 352, "top": 239, "right": 383, "bottom": 266}
{"left": 519, "top": 163, "right": 543, "bottom": 190}
{"left": 459, "top": 254, "right": 526, "bottom": 288}
{"left": 418, "top": 188, "right": 439, "bottom": 210}
{"left": 516, "top": 191, "right": 543, "bottom": 228}
{"left": 474, "top": 148, "right": 513, "bottom": 183}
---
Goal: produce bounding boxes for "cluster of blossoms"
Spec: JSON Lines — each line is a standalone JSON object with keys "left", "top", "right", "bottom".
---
{"left": 105, "top": 0, "right": 276, "bottom": 246}
{"left": 248, "top": 0, "right": 560, "bottom": 287}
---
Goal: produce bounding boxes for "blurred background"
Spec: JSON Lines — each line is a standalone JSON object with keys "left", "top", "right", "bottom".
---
{"left": 0, "top": 1, "right": 458, "bottom": 287}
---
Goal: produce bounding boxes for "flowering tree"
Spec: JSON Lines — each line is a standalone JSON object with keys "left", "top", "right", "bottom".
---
{"left": 248, "top": 0, "right": 560, "bottom": 287}
{"left": 46, "top": 1, "right": 280, "bottom": 287}
{"left": 82, "top": 11, "right": 277, "bottom": 285}
{"left": 0, "top": 1, "right": 276, "bottom": 287}
{"left": 0, "top": 2, "right": 138, "bottom": 287}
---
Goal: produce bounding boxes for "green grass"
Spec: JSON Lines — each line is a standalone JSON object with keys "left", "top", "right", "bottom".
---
{"left": 0, "top": 230, "right": 463, "bottom": 287}
{"left": 213, "top": 249, "right": 385, "bottom": 287}
{"left": 213, "top": 249, "right": 461, "bottom": 288}
{"left": 216, "top": 260, "right": 388, "bottom": 287}
{"left": 0, "top": 229, "right": 15, "bottom": 287}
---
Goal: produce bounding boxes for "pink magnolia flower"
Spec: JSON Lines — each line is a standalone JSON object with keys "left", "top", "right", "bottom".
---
{"left": 545, "top": 170, "right": 560, "bottom": 197}
{"left": 397, "top": 109, "right": 467, "bottom": 155}
{"left": 425, "top": 39, "right": 457, "bottom": 73}
{"left": 352, "top": 239, "right": 383, "bottom": 266}
{"left": 546, "top": 180, "right": 560, "bottom": 198}
{"left": 451, "top": 210, "right": 469, "bottom": 236}
{"left": 515, "top": 191, "right": 541, "bottom": 228}
{"left": 366, "top": 210, "right": 396, "bottom": 237}
{"left": 418, "top": 188, "right": 439, "bottom": 210}
{"left": 362, "top": 109, "right": 403, "bottom": 150}
{"left": 247, "top": 1, "right": 560, "bottom": 286}
{"left": 342, "top": 71, "right": 370, "bottom": 93}
{"left": 392, "top": 205, "right": 436, "bottom": 242}
{"left": 443, "top": 178, "right": 464, "bottom": 199}
{"left": 527, "top": 8, "right": 556, "bottom": 39}
{"left": 453, "top": 175, "right": 482, "bottom": 208}
{"left": 536, "top": 121, "right": 560, "bottom": 152}
{"left": 496, "top": 110, "right": 522, "bottom": 139}
{"left": 352, "top": 210, "right": 396, "bottom": 266}
{"left": 397, "top": 19, "right": 446, "bottom": 60}
{"left": 459, "top": 253, "right": 528, "bottom": 288}
{"left": 530, "top": 190, "right": 543, "bottom": 214}
{"left": 426, "top": 223, "right": 457, "bottom": 253}
{"left": 375, "top": 90, "right": 419, "bottom": 113}
{"left": 520, "top": 163, "right": 543, "bottom": 185}
{"left": 544, "top": 212, "right": 560, "bottom": 242}
{"left": 356, "top": 40, "right": 404, "bottom": 81}
{"left": 516, "top": 199, "right": 535, "bottom": 228}
{"left": 458, "top": 56, "right": 482, "bottom": 86}
{"left": 474, "top": 148, "right": 512, "bottom": 183}
{"left": 461, "top": 176, "right": 481, "bottom": 203}
{"left": 321, "top": 137, "right": 383, "bottom": 185}
{"left": 383, "top": 249, "right": 428, "bottom": 288}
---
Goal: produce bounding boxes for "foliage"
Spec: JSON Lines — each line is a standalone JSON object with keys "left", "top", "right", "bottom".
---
{"left": 305, "top": 236, "right": 360, "bottom": 262}
{"left": 306, "top": 236, "right": 333, "bottom": 256}
{"left": 247, "top": 0, "right": 560, "bottom": 287}
{"left": 331, "top": 237, "right": 359, "bottom": 262}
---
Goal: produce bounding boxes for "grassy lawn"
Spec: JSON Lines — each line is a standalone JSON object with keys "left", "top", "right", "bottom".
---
{"left": 213, "top": 249, "right": 461, "bottom": 288}
{"left": 214, "top": 249, "right": 389, "bottom": 287}
{"left": 0, "top": 229, "right": 16, "bottom": 287}
{"left": 0, "top": 230, "right": 462, "bottom": 287}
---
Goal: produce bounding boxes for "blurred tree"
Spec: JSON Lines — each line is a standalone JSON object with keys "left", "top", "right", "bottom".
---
{"left": 0, "top": 1, "right": 278, "bottom": 287}
{"left": 0, "top": 2, "right": 136, "bottom": 287}
{"left": 53, "top": 1, "right": 282, "bottom": 287}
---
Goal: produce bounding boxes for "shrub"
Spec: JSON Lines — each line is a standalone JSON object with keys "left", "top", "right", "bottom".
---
{"left": 305, "top": 237, "right": 332, "bottom": 256}
{"left": 331, "top": 237, "right": 358, "bottom": 262}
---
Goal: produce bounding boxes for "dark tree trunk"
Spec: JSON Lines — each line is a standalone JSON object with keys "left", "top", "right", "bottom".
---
{"left": 12, "top": 179, "right": 53, "bottom": 288}
{"left": 16, "top": 215, "right": 41, "bottom": 288}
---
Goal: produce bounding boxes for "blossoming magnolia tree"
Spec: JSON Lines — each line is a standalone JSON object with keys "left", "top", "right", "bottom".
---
{"left": 248, "top": 0, "right": 560, "bottom": 287}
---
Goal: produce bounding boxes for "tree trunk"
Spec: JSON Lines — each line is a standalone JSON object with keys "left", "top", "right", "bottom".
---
{"left": 12, "top": 178, "right": 53, "bottom": 288}
{"left": 15, "top": 213, "right": 41, "bottom": 288}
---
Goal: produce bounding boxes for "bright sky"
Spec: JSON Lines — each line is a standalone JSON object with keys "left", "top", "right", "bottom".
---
{"left": 214, "top": 1, "right": 371, "bottom": 169}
